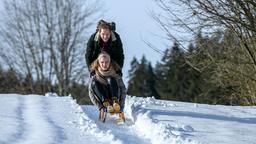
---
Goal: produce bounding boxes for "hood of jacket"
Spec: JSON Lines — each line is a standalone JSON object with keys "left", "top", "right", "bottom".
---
{"left": 94, "top": 31, "right": 117, "bottom": 42}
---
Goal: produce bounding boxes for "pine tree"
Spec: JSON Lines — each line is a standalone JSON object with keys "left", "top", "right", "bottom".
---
{"left": 127, "top": 57, "right": 140, "bottom": 96}
{"left": 184, "top": 43, "right": 202, "bottom": 102}
{"left": 128, "top": 57, "right": 139, "bottom": 80}
{"left": 146, "top": 63, "right": 160, "bottom": 99}
{"left": 155, "top": 41, "right": 201, "bottom": 102}
{"left": 127, "top": 56, "right": 160, "bottom": 98}
{"left": 155, "top": 49, "right": 170, "bottom": 99}
{"left": 4, "top": 68, "right": 21, "bottom": 93}
{"left": 127, "top": 56, "right": 148, "bottom": 97}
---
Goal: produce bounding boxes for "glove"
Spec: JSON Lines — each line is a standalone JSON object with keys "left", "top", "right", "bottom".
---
{"left": 102, "top": 101, "right": 114, "bottom": 113}
{"left": 113, "top": 102, "right": 120, "bottom": 112}
{"left": 107, "top": 105, "right": 114, "bottom": 113}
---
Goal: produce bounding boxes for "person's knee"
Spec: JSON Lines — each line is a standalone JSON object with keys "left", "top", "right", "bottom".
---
{"left": 91, "top": 80, "right": 107, "bottom": 101}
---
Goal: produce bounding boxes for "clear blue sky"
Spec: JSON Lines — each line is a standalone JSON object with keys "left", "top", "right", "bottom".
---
{"left": 98, "top": 0, "right": 168, "bottom": 84}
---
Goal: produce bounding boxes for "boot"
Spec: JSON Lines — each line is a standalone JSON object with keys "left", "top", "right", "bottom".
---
{"left": 112, "top": 97, "right": 120, "bottom": 113}
{"left": 107, "top": 105, "right": 114, "bottom": 113}
{"left": 103, "top": 100, "right": 114, "bottom": 113}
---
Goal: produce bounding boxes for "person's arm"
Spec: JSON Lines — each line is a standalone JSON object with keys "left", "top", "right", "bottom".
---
{"left": 117, "top": 76, "right": 126, "bottom": 111}
{"left": 113, "top": 32, "right": 124, "bottom": 68}
{"left": 117, "top": 41, "right": 124, "bottom": 68}
{"left": 85, "top": 33, "right": 95, "bottom": 71}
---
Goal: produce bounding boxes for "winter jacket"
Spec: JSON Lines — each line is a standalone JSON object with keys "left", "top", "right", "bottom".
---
{"left": 88, "top": 74, "right": 126, "bottom": 111}
{"left": 85, "top": 31, "right": 124, "bottom": 71}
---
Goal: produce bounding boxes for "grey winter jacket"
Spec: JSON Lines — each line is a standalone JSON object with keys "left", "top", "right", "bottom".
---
{"left": 88, "top": 75, "right": 126, "bottom": 111}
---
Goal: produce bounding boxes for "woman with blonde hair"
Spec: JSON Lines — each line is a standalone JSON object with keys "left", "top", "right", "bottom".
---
{"left": 88, "top": 52, "right": 126, "bottom": 122}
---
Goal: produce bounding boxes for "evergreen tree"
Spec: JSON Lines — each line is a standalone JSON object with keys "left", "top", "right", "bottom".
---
{"left": 155, "top": 42, "right": 185, "bottom": 100}
{"left": 128, "top": 57, "right": 139, "bottom": 80}
{"left": 155, "top": 49, "right": 170, "bottom": 99}
{"left": 127, "top": 57, "right": 140, "bottom": 96}
{"left": 155, "top": 41, "right": 201, "bottom": 102}
{"left": 127, "top": 56, "right": 159, "bottom": 98}
{"left": 184, "top": 43, "right": 202, "bottom": 102}
{"left": 146, "top": 63, "right": 160, "bottom": 99}
{"left": 127, "top": 56, "right": 148, "bottom": 97}
{"left": 4, "top": 68, "right": 21, "bottom": 93}
{"left": 168, "top": 42, "right": 185, "bottom": 100}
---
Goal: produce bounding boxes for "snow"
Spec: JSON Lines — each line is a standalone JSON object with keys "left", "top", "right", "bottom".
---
{"left": 0, "top": 94, "right": 256, "bottom": 144}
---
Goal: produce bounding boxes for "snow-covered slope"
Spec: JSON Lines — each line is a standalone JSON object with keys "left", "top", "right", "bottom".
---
{"left": 0, "top": 94, "right": 255, "bottom": 144}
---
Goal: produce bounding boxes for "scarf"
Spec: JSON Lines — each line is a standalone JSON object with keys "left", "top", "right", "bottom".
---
{"left": 96, "top": 65, "right": 116, "bottom": 85}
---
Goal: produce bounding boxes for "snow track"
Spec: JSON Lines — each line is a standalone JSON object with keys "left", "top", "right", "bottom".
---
{"left": 82, "top": 105, "right": 151, "bottom": 144}
{"left": 0, "top": 94, "right": 101, "bottom": 144}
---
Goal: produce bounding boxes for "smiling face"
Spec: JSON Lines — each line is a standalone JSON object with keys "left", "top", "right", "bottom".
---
{"left": 99, "top": 55, "right": 110, "bottom": 71}
{"left": 99, "top": 28, "right": 111, "bottom": 42}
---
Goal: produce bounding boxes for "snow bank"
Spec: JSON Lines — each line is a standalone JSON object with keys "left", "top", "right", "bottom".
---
{"left": 125, "top": 96, "right": 200, "bottom": 144}
{"left": 67, "top": 96, "right": 122, "bottom": 144}
{"left": 45, "top": 92, "right": 58, "bottom": 97}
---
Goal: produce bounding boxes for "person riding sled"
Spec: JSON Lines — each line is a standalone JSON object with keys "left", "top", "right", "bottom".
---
{"left": 85, "top": 20, "right": 126, "bottom": 122}
{"left": 88, "top": 52, "right": 126, "bottom": 122}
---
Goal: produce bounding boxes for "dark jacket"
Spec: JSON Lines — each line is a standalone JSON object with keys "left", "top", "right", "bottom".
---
{"left": 88, "top": 74, "right": 126, "bottom": 111}
{"left": 85, "top": 31, "right": 124, "bottom": 70}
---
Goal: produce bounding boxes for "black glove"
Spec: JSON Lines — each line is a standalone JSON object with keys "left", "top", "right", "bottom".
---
{"left": 116, "top": 70, "right": 123, "bottom": 77}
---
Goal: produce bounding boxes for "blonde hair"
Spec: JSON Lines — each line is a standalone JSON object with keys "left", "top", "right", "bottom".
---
{"left": 98, "top": 53, "right": 111, "bottom": 62}
{"left": 90, "top": 52, "right": 120, "bottom": 72}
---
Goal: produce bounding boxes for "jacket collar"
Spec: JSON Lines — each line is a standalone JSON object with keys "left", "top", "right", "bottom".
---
{"left": 94, "top": 31, "right": 117, "bottom": 42}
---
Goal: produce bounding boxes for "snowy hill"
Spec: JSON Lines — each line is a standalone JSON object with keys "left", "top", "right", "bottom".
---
{"left": 0, "top": 94, "right": 256, "bottom": 144}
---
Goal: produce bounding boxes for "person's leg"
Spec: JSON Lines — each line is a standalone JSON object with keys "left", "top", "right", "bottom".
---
{"left": 108, "top": 77, "right": 119, "bottom": 102}
{"left": 92, "top": 80, "right": 109, "bottom": 102}
{"left": 92, "top": 80, "right": 115, "bottom": 113}
{"left": 107, "top": 77, "right": 121, "bottom": 112}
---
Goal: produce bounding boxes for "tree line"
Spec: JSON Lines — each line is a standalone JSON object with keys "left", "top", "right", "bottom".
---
{"left": 127, "top": 29, "right": 256, "bottom": 106}
{"left": 0, "top": 65, "right": 90, "bottom": 104}
{"left": 2, "top": 28, "right": 254, "bottom": 106}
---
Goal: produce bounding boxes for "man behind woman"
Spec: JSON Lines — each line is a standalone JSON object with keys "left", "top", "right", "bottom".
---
{"left": 85, "top": 20, "right": 126, "bottom": 122}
